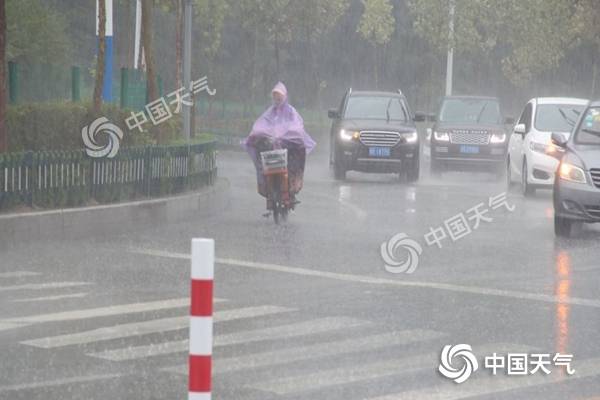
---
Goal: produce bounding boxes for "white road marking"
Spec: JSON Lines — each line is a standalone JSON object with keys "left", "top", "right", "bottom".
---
{"left": 90, "top": 316, "right": 369, "bottom": 361}
{"left": 0, "top": 322, "right": 28, "bottom": 332}
{"left": 4, "top": 298, "right": 225, "bottom": 325}
{"left": 131, "top": 248, "right": 600, "bottom": 309}
{"left": 0, "top": 281, "right": 91, "bottom": 293}
{"left": 0, "top": 271, "right": 41, "bottom": 278}
{"left": 223, "top": 330, "right": 445, "bottom": 374}
{"left": 21, "top": 305, "right": 292, "bottom": 349}
{"left": 0, "top": 373, "right": 123, "bottom": 393}
{"left": 248, "top": 343, "right": 532, "bottom": 395}
{"left": 11, "top": 292, "right": 89, "bottom": 303}
{"left": 369, "top": 356, "right": 600, "bottom": 400}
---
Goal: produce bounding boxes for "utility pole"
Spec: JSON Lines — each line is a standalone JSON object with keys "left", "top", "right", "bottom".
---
{"left": 134, "top": 0, "right": 142, "bottom": 69}
{"left": 96, "top": 0, "right": 114, "bottom": 101}
{"left": 183, "top": 0, "right": 192, "bottom": 141}
{"left": 445, "top": 0, "right": 455, "bottom": 96}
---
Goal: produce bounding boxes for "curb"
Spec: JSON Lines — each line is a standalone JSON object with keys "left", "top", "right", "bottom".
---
{"left": 0, "top": 179, "right": 230, "bottom": 249}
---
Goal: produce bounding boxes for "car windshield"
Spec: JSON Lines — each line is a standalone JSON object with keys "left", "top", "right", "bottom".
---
{"left": 534, "top": 104, "right": 584, "bottom": 132}
{"left": 439, "top": 98, "right": 502, "bottom": 124}
{"left": 574, "top": 107, "right": 600, "bottom": 144}
{"left": 344, "top": 96, "right": 408, "bottom": 121}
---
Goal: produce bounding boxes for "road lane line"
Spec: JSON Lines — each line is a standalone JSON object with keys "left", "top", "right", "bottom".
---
{"left": 166, "top": 330, "right": 444, "bottom": 375}
{"left": 369, "top": 356, "right": 600, "bottom": 400}
{"left": 0, "top": 281, "right": 92, "bottom": 293}
{"left": 21, "top": 305, "right": 293, "bottom": 349}
{"left": 130, "top": 248, "right": 600, "bottom": 309}
{"left": 0, "top": 322, "right": 28, "bottom": 332}
{"left": 89, "top": 316, "right": 370, "bottom": 361}
{"left": 0, "top": 271, "right": 41, "bottom": 278}
{"left": 11, "top": 293, "right": 89, "bottom": 303}
{"left": 247, "top": 343, "right": 533, "bottom": 395}
{"left": 0, "top": 373, "right": 123, "bottom": 393}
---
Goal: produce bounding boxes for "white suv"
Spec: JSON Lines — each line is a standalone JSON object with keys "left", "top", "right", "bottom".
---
{"left": 507, "top": 97, "right": 588, "bottom": 196}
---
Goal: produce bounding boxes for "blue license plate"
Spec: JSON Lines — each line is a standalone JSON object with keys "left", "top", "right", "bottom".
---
{"left": 369, "top": 147, "right": 391, "bottom": 157}
{"left": 460, "top": 145, "right": 480, "bottom": 154}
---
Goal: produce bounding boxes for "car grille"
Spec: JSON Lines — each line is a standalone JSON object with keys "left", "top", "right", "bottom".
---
{"left": 449, "top": 130, "right": 490, "bottom": 145}
{"left": 359, "top": 131, "right": 401, "bottom": 147}
{"left": 585, "top": 205, "right": 600, "bottom": 219}
{"left": 589, "top": 169, "right": 600, "bottom": 189}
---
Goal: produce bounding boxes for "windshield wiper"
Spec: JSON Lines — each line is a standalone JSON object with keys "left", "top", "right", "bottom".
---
{"left": 476, "top": 102, "right": 489, "bottom": 123}
{"left": 385, "top": 98, "right": 392, "bottom": 123}
{"left": 558, "top": 108, "right": 576, "bottom": 127}
{"left": 582, "top": 128, "right": 600, "bottom": 137}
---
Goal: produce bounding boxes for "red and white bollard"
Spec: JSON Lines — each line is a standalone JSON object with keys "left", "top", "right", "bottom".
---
{"left": 189, "top": 238, "right": 214, "bottom": 400}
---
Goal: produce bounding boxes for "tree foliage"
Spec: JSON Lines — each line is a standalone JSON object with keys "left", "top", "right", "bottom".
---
{"left": 6, "top": 0, "right": 70, "bottom": 64}
{"left": 358, "top": 0, "right": 395, "bottom": 46}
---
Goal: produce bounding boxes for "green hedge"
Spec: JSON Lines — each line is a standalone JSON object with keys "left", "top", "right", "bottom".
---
{"left": 6, "top": 101, "right": 182, "bottom": 152}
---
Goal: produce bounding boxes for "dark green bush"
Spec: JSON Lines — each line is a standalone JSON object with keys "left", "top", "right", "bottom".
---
{"left": 6, "top": 101, "right": 182, "bottom": 152}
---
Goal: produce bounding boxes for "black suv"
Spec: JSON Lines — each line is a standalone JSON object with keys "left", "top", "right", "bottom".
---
{"left": 429, "top": 96, "right": 512, "bottom": 177}
{"left": 552, "top": 100, "right": 600, "bottom": 237}
{"left": 328, "top": 89, "right": 424, "bottom": 181}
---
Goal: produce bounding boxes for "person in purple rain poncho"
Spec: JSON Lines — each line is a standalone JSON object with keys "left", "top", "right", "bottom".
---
{"left": 243, "top": 82, "right": 316, "bottom": 202}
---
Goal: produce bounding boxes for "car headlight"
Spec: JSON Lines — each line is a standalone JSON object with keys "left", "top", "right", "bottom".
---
{"left": 340, "top": 129, "right": 359, "bottom": 141}
{"left": 530, "top": 141, "right": 564, "bottom": 159}
{"left": 401, "top": 131, "right": 418, "bottom": 143}
{"left": 490, "top": 132, "right": 506, "bottom": 144}
{"left": 433, "top": 131, "right": 450, "bottom": 142}
{"left": 559, "top": 162, "right": 587, "bottom": 184}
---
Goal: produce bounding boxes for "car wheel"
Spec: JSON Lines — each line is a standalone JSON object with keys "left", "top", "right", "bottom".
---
{"left": 506, "top": 159, "right": 514, "bottom": 190}
{"left": 333, "top": 160, "right": 346, "bottom": 180}
{"left": 554, "top": 215, "right": 573, "bottom": 237}
{"left": 430, "top": 158, "right": 442, "bottom": 178}
{"left": 522, "top": 159, "right": 536, "bottom": 197}
{"left": 407, "top": 157, "right": 420, "bottom": 183}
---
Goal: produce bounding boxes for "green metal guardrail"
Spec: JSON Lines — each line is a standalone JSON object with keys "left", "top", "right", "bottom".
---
{"left": 0, "top": 142, "right": 217, "bottom": 211}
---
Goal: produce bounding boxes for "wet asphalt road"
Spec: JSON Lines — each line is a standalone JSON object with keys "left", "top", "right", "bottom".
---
{"left": 1, "top": 132, "right": 599, "bottom": 400}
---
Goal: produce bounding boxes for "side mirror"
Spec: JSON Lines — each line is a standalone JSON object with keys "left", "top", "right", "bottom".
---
{"left": 513, "top": 123, "right": 526, "bottom": 136}
{"left": 505, "top": 117, "right": 515, "bottom": 125}
{"left": 414, "top": 112, "right": 426, "bottom": 122}
{"left": 328, "top": 108, "right": 340, "bottom": 119}
{"left": 551, "top": 132, "right": 568, "bottom": 148}
{"left": 427, "top": 114, "right": 437, "bottom": 122}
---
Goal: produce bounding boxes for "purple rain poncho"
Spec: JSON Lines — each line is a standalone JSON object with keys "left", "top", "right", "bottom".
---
{"left": 243, "top": 82, "right": 316, "bottom": 197}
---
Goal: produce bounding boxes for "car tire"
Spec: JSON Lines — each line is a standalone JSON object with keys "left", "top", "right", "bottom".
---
{"left": 333, "top": 160, "right": 346, "bottom": 180}
{"left": 522, "top": 159, "right": 536, "bottom": 197}
{"left": 407, "top": 157, "right": 420, "bottom": 183}
{"left": 506, "top": 159, "right": 514, "bottom": 190}
{"left": 554, "top": 215, "right": 573, "bottom": 237}
{"left": 430, "top": 158, "right": 442, "bottom": 178}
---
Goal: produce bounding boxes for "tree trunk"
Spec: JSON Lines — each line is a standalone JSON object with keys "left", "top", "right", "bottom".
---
{"left": 93, "top": 0, "right": 107, "bottom": 114}
{"left": 0, "top": 0, "right": 6, "bottom": 152}
{"left": 175, "top": 0, "right": 183, "bottom": 89}
{"left": 142, "top": 0, "right": 159, "bottom": 103}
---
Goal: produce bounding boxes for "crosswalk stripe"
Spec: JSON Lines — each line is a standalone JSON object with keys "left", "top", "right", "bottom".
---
{"left": 90, "top": 316, "right": 370, "bottom": 362}
{"left": 5, "top": 298, "right": 225, "bottom": 324}
{"left": 0, "top": 282, "right": 91, "bottom": 293}
{"left": 248, "top": 343, "right": 533, "bottom": 395}
{"left": 163, "top": 330, "right": 445, "bottom": 376}
{"left": 0, "top": 373, "right": 123, "bottom": 393}
{"left": 0, "top": 271, "right": 41, "bottom": 279}
{"left": 11, "top": 293, "right": 89, "bottom": 303}
{"left": 21, "top": 305, "right": 293, "bottom": 349}
{"left": 369, "top": 357, "right": 600, "bottom": 400}
{"left": 0, "top": 322, "right": 28, "bottom": 332}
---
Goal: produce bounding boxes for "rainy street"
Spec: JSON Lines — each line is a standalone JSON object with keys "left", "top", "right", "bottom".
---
{"left": 1, "top": 129, "right": 600, "bottom": 400}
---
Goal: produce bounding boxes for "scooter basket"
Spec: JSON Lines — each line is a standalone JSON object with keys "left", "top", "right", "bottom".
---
{"left": 260, "top": 149, "right": 288, "bottom": 175}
